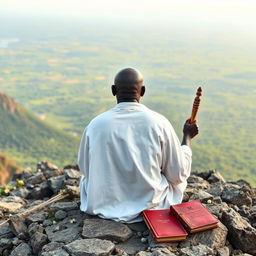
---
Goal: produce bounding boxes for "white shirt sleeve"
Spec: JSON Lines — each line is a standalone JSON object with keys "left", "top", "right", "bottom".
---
{"left": 161, "top": 123, "right": 192, "bottom": 185}
{"left": 77, "top": 126, "right": 89, "bottom": 177}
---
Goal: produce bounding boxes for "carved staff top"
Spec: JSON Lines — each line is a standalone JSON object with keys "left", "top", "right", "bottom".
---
{"left": 189, "top": 87, "right": 202, "bottom": 123}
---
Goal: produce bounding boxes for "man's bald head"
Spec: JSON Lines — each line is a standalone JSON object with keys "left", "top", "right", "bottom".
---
{"left": 112, "top": 68, "right": 145, "bottom": 103}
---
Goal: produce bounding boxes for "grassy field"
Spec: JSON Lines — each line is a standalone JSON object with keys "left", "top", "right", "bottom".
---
{"left": 0, "top": 17, "right": 255, "bottom": 184}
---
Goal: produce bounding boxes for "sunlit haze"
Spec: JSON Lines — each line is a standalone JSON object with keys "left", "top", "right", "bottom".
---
{"left": 1, "top": 0, "right": 256, "bottom": 28}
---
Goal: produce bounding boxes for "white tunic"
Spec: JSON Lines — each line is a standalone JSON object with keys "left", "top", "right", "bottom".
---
{"left": 78, "top": 102, "right": 192, "bottom": 223}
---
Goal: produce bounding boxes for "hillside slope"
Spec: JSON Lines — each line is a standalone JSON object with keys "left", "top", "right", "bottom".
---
{"left": 0, "top": 93, "right": 80, "bottom": 168}
{"left": 0, "top": 152, "right": 20, "bottom": 185}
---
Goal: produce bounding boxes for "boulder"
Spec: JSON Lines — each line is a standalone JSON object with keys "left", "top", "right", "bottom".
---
{"left": 221, "top": 208, "right": 256, "bottom": 255}
{"left": 27, "top": 172, "right": 46, "bottom": 185}
{"left": 206, "top": 182, "right": 224, "bottom": 197}
{"left": 9, "top": 216, "right": 27, "bottom": 237}
{"left": 208, "top": 170, "right": 226, "bottom": 183}
{"left": 45, "top": 225, "right": 81, "bottom": 243}
{"left": 221, "top": 184, "right": 252, "bottom": 207}
{"left": 26, "top": 212, "right": 46, "bottom": 224}
{"left": 10, "top": 242, "right": 32, "bottom": 256}
{"left": 179, "top": 244, "right": 214, "bottom": 256}
{"left": 48, "top": 175, "right": 66, "bottom": 194}
{"left": 0, "top": 224, "right": 14, "bottom": 239}
{"left": 116, "top": 235, "right": 147, "bottom": 254}
{"left": 0, "top": 196, "right": 26, "bottom": 212}
{"left": 82, "top": 218, "right": 133, "bottom": 242}
{"left": 64, "top": 238, "right": 115, "bottom": 256}
{"left": 49, "top": 201, "right": 78, "bottom": 211}
{"left": 179, "top": 222, "right": 228, "bottom": 250}
{"left": 189, "top": 190, "right": 213, "bottom": 203}
{"left": 41, "top": 248, "right": 69, "bottom": 256}
{"left": 64, "top": 169, "right": 81, "bottom": 179}
{"left": 30, "top": 231, "right": 48, "bottom": 254}
{"left": 217, "top": 246, "right": 230, "bottom": 256}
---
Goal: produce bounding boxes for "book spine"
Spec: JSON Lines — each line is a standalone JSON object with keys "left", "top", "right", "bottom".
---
{"left": 170, "top": 208, "right": 191, "bottom": 232}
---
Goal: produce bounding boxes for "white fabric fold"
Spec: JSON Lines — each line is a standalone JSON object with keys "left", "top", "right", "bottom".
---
{"left": 78, "top": 102, "right": 192, "bottom": 223}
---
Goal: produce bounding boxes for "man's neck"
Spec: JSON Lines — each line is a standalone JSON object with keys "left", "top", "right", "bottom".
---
{"left": 117, "top": 98, "right": 139, "bottom": 103}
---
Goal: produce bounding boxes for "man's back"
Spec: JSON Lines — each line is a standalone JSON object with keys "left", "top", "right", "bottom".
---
{"left": 78, "top": 102, "right": 192, "bottom": 223}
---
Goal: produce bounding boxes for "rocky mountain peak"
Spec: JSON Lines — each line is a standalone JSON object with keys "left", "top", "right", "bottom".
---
{"left": 0, "top": 93, "right": 19, "bottom": 113}
{"left": 0, "top": 163, "right": 256, "bottom": 256}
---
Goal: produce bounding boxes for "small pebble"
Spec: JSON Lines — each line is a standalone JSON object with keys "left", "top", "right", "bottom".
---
{"left": 141, "top": 237, "right": 148, "bottom": 244}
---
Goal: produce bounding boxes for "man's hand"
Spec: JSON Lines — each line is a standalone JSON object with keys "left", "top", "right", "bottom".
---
{"left": 181, "top": 119, "right": 199, "bottom": 147}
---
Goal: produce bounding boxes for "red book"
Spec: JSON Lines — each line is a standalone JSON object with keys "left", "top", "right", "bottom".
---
{"left": 143, "top": 209, "right": 188, "bottom": 242}
{"left": 170, "top": 200, "right": 219, "bottom": 233}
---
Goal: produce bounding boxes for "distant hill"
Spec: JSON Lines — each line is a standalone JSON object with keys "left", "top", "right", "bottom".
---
{"left": 0, "top": 152, "right": 20, "bottom": 185}
{"left": 0, "top": 93, "right": 80, "bottom": 169}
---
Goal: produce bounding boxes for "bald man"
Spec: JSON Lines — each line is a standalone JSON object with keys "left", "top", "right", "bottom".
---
{"left": 78, "top": 68, "right": 199, "bottom": 223}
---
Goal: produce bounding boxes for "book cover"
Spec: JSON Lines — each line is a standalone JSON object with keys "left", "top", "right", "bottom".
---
{"left": 143, "top": 209, "right": 188, "bottom": 242}
{"left": 170, "top": 200, "right": 219, "bottom": 233}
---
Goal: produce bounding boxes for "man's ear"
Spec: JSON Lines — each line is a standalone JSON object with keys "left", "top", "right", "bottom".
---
{"left": 140, "top": 86, "right": 145, "bottom": 97}
{"left": 111, "top": 85, "right": 116, "bottom": 96}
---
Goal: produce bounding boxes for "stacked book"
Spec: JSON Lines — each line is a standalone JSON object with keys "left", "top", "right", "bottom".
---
{"left": 143, "top": 200, "right": 219, "bottom": 242}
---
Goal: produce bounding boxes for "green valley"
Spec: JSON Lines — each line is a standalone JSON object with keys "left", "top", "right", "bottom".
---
{"left": 0, "top": 17, "right": 255, "bottom": 184}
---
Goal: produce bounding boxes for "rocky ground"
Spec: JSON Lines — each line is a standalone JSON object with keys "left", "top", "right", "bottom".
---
{"left": 0, "top": 162, "right": 256, "bottom": 256}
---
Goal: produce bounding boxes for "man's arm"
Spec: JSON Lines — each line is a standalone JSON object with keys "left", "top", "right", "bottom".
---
{"left": 181, "top": 119, "right": 199, "bottom": 148}
{"left": 161, "top": 119, "right": 199, "bottom": 185}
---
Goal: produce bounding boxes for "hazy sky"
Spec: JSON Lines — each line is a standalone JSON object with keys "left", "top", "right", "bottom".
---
{"left": 1, "top": 0, "right": 256, "bottom": 27}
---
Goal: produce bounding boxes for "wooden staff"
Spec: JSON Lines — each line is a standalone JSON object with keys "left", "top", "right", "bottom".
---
{"left": 189, "top": 87, "right": 202, "bottom": 123}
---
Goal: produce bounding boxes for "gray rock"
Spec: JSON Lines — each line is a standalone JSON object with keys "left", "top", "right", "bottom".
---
{"left": 221, "top": 208, "right": 256, "bottom": 255}
{"left": 204, "top": 202, "right": 229, "bottom": 219}
{"left": 0, "top": 196, "right": 26, "bottom": 212}
{"left": 206, "top": 182, "right": 224, "bottom": 197}
{"left": 30, "top": 183, "right": 52, "bottom": 199}
{"left": 41, "top": 248, "right": 69, "bottom": 256}
{"left": 151, "top": 248, "right": 176, "bottom": 256}
{"left": 50, "top": 201, "right": 78, "bottom": 211}
{"left": 9, "top": 216, "right": 27, "bottom": 237}
{"left": 55, "top": 210, "right": 67, "bottom": 220}
{"left": 208, "top": 170, "right": 226, "bottom": 183}
{"left": 0, "top": 238, "right": 13, "bottom": 254}
{"left": 0, "top": 225, "right": 14, "bottom": 239}
{"left": 179, "top": 244, "right": 214, "bottom": 256}
{"left": 30, "top": 231, "right": 48, "bottom": 254}
{"left": 38, "top": 161, "right": 62, "bottom": 179}
{"left": 43, "top": 219, "right": 53, "bottom": 227}
{"left": 148, "top": 234, "right": 179, "bottom": 249}
{"left": 41, "top": 241, "right": 63, "bottom": 252}
{"left": 26, "top": 212, "right": 46, "bottom": 224}
{"left": 64, "top": 238, "right": 115, "bottom": 256}
{"left": 116, "top": 236, "right": 147, "bottom": 254}
{"left": 10, "top": 242, "right": 32, "bottom": 256}
{"left": 27, "top": 173, "right": 46, "bottom": 185}
{"left": 64, "top": 178, "right": 80, "bottom": 186}
{"left": 65, "top": 185, "right": 80, "bottom": 197}
{"left": 64, "top": 169, "right": 81, "bottom": 179}
{"left": 188, "top": 175, "right": 205, "bottom": 184}
{"left": 46, "top": 226, "right": 81, "bottom": 243}
{"left": 179, "top": 222, "right": 227, "bottom": 249}
{"left": 28, "top": 222, "right": 44, "bottom": 237}
{"left": 22, "top": 169, "right": 33, "bottom": 179}
{"left": 187, "top": 175, "right": 209, "bottom": 189}
{"left": 217, "top": 246, "right": 230, "bottom": 256}
{"left": 127, "top": 222, "right": 148, "bottom": 232}
{"left": 221, "top": 184, "right": 252, "bottom": 207}
{"left": 189, "top": 190, "right": 213, "bottom": 203}
{"left": 136, "top": 252, "right": 152, "bottom": 256}
{"left": 48, "top": 175, "right": 66, "bottom": 194}
{"left": 82, "top": 218, "right": 133, "bottom": 242}
{"left": 11, "top": 187, "right": 30, "bottom": 198}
